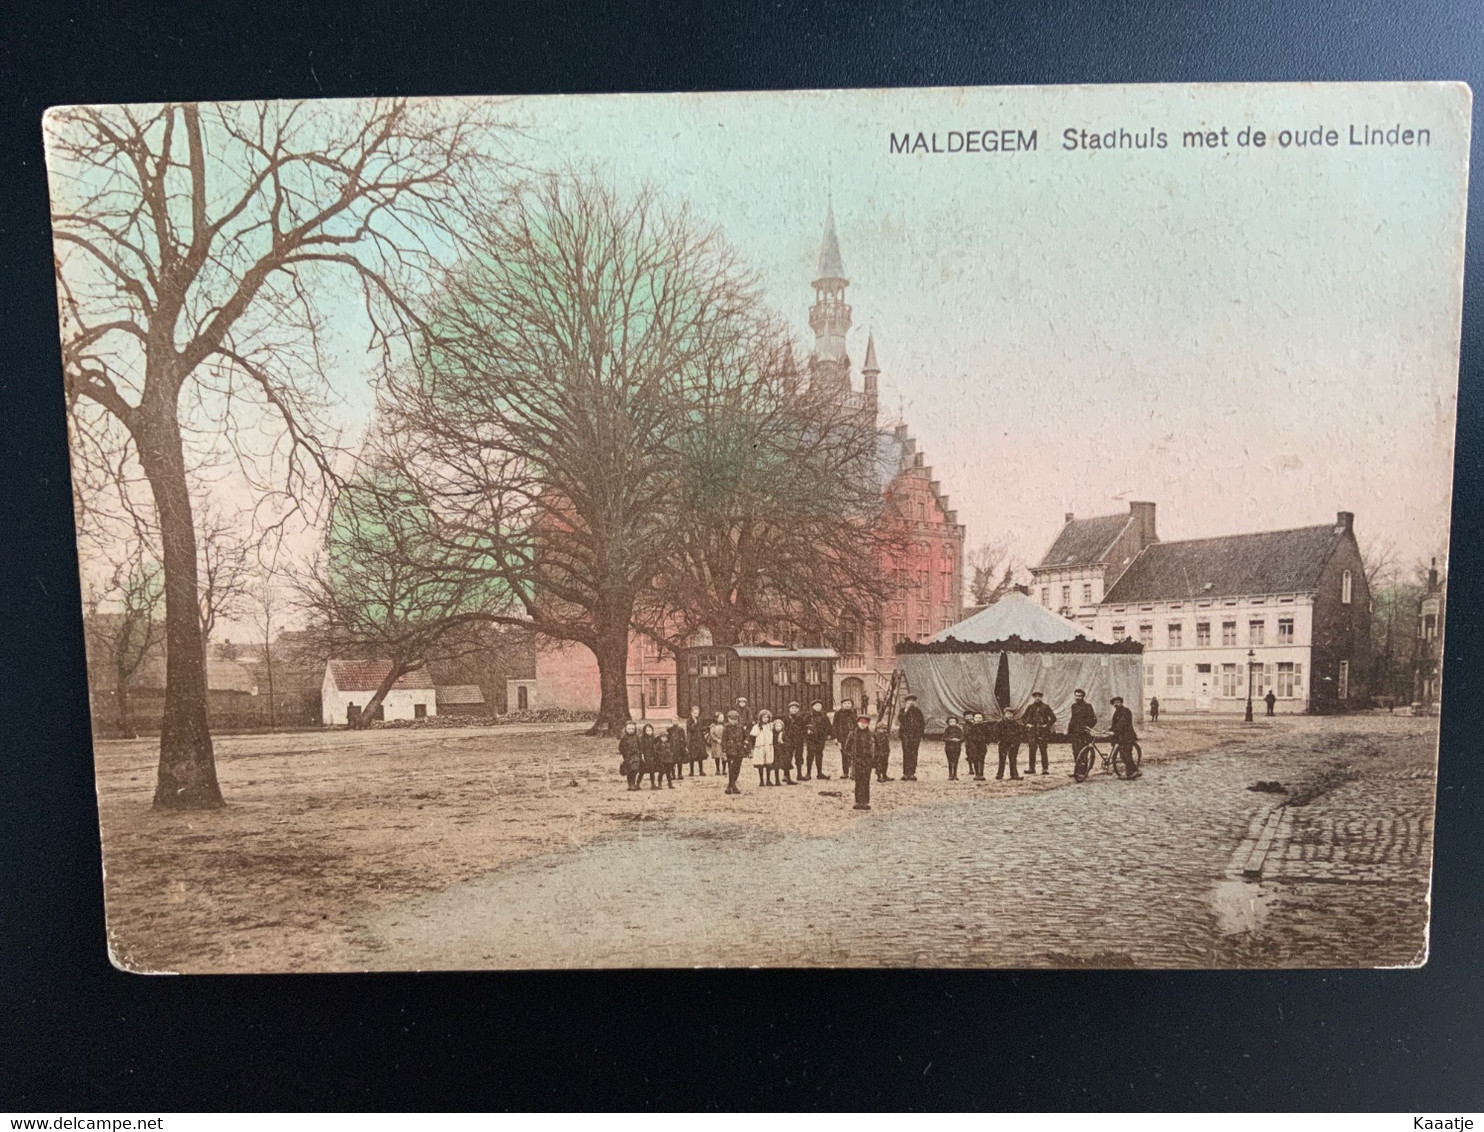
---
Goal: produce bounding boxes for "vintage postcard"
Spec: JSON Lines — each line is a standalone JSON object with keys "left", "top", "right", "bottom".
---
{"left": 45, "top": 82, "right": 1467, "bottom": 971}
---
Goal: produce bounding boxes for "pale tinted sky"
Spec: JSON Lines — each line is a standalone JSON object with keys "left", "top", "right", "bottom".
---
{"left": 458, "top": 82, "right": 1466, "bottom": 571}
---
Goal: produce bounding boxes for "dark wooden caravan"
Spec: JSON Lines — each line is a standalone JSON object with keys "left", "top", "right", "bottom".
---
{"left": 676, "top": 646, "right": 838, "bottom": 721}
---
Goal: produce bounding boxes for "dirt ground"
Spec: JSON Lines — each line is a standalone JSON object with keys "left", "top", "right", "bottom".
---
{"left": 91, "top": 715, "right": 1400, "bottom": 972}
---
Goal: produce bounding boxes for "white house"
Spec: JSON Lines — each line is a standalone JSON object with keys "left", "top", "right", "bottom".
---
{"left": 321, "top": 659, "right": 437, "bottom": 726}
{"left": 1035, "top": 508, "right": 1369, "bottom": 714}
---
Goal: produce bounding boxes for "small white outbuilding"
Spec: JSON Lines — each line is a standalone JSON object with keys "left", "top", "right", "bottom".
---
{"left": 321, "top": 659, "right": 437, "bottom": 726}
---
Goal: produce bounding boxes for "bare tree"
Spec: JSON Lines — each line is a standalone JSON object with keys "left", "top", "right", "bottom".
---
{"left": 47, "top": 99, "right": 505, "bottom": 807}
{"left": 196, "top": 503, "right": 253, "bottom": 647}
{"left": 967, "top": 538, "right": 1023, "bottom": 606}
{"left": 642, "top": 342, "right": 906, "bottom": 649}
{"left": 295, "top": 472, "right": 512, "bottom": 726}
{"left": 83, "top": 543, "right": 164, "bottom": 739}
{"left": 379, "top": 174, "right": 767, "bottom": 733}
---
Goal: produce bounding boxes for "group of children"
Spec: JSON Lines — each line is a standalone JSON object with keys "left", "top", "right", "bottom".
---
{"left": 616, "top": 688, "right": 1137, "bottom": 797}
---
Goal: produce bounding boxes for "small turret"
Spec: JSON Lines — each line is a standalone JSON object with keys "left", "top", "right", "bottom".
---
{"left": 861, "top": 331, "right": 880, "bottom": 412}
{"left": 808, "top": 204, "right": 852, "bottom": 394}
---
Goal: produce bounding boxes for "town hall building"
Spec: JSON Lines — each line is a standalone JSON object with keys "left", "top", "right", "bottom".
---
{"left": 1031, "top": 502, "right": 1370, "bottom": 713}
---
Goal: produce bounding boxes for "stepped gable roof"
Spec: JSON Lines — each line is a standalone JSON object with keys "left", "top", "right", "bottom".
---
{"left": 931, "top": 591, "right": 1096, "bottom": 645}
{"left": 326, "top": 659, "right": 435, "bottom": 693}
{"left": 436, "top": 684, "right": 486, "bottom": 705}
{"left": 816, "top": 203, "right": 845, "bottom": 280}
{"left": 875, "top": 424, "right": 961, "bottom": 528}
{"left": 1101, "top": 524, "right": 1340, "bottom": 604}
{"left": 1037, "top": 512, "right": 1133, "bottom": 569}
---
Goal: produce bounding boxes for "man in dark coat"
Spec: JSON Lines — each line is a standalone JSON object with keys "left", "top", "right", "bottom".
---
{"left": 618, "top": 722, "right": 643, "bottom": 791}
{"left": 996, "top": 709, "right": 1024, "bottom": 780}
{"left": 833, "top": 699, "right": 856, "bottom": 779}
{"left": 873, "top": 718, "right": 893, "bottom": 782}
{"left": 1110, "top": 696, "right": 1140, "bottom": 779}
{"left": 1022, "top": 691, "right": 1056, "bottom": 776}
{"left": 721, "top": 709, "right": 748, "bottom": 795}
{"left": 782, "top": 701, "right": 809, "bottom": 780}
{"left": 847, "top": 715, "right": 875, "bottom": 810}
{"left": 897, "top": 694, "right": 926, "bottom": 781}
{"left": 1264, "top": 689, "right": 1276, "bottom": 716}
{"left": 941, "top": 714, "right": 965, "bottom": 780}
{"left": 1067, "top": 688, "right": 1097, "bottom": 776}
{"left": 685, "top": 705, "right": 708, "bottom": 775}
{"left": 804, "top": 699, "right": 832, "bottom": 780}
{"left": 1149, "top": 695, "right": 1160, "bottom": 722}
{"left": 964, "top": 711, "right": 990, "bottom": 780}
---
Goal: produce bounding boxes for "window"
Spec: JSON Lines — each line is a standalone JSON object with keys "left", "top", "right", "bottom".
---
{"left": 772, "top": 661, "right": 796, "bottom": 686}
{"left": 1166, "top": 664, "right": 1183, "bottom": 688}
{"left": 917, "top": 619, "right": 929, "bottom": 640}
{"left": 643, "top": 638, "right": 663, "bottom": 662}
{"left": 1144, "top": 663, "right": 1155, "bottom": 688}
{"left": 517, "top": 685, "right": 529, "bottom": 710}
{"left": 1341, "top": 570, "right": 1353, "bottom": 604}
{"left": 1041, "top": 587, "right": 1050, "bottom": 607}
{"left": 1277, "top": 617, "right": 1294, "bottom": 644}
{"left": 1422, "top": 614, "right": 1438, "bottom": 641}
{"left": 1111, "top": 623, "right": 1126, "bottom": 640}
{"left": 1082, "top": 583, "right": 1093, "bottom": 605}
{"left": 940, "top": 569, "right": 953, "bottom": 596}
{"left": 1196, "top": 622, "right": 1211, "bottom": 646}
{"left": 916, "top": 501, "right": 926, "bottom": 521}
{"left": 1276, "top": 662, "right": 1299, "bottom": 697}
{"left": 1249, "top": 620, "right": 1265, "bottom": 646}
{"left": 1338, "top": 660, "right": 1350, "bottom": 699}
{"left": 414, "top": 703, "right": 427, "bottom": 719}
{"left": 1167, "top": 622, "right": 1183, "bottom": 648}
{"left": 1221, "top": 621, "right": 1238, "bottom": 646}
{"left": 1061, "top": 585, "right": 1071, "bottom": 608}
{"left": 804, "top": 661, "right": 824, "bottom": 685}
{"left": 1195, "top": 663, "right": 1212, "bottom": 674}
{"left": 917, "top": 569, "right": 930, "bottom": 598}
{"left": 1220, "top": 663, "right": 1241, "bottom": 698}
{"left": 698, "top": 653, "right": 726, "bottom": 678}
{"left": 648, "top": 677, "right": 669, "bottom": 708}
{"left": 1138, "top": 624, "right": 1154, "bottom": 647}
{"left": 939, "top": 618, "right": 953, "bottom": 632}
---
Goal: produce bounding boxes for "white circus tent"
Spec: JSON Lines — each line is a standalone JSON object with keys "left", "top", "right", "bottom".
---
{"left": 894, "top": 592, "right": 1144, "bottom": 732}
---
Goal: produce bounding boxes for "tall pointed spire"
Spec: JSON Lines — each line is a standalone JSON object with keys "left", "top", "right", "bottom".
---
{"left": 815, "top": 201, "right": 846, "bottom": 283}
{"left": 808, "top": 203, "right": 852, "bottom": 390}
{"left": 861, "top": 330, "right": 880, "bottom": 417}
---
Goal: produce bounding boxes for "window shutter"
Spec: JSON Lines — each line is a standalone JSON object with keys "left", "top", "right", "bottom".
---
{"left": 687, "top": 656, "right": 699, "bottom": 676}
{"left": 718, "top": 654, "right": 728, "bottom": 676}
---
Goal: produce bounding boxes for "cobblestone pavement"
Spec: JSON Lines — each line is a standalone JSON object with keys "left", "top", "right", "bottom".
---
{"left": 361, "top": 716, "right": 1437, "bottom": 969}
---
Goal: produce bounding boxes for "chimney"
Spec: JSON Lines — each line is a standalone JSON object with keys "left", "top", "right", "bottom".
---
{"left": 1064, "top": 512, "right": 1075, "bottom": 525}
{"left": 1428, "top": 557, "right": 1439, "bottom": 593}
{"left": 1336, "top": 510, "right": 1354, "bottom": 536}
{"left": 1129, "top": 501, "right": 1158, "bottom": 546}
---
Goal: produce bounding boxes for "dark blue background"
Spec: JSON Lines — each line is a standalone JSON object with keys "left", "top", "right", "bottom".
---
{"left": 2, "top": 0, "right": 1480, "bottom": 1110}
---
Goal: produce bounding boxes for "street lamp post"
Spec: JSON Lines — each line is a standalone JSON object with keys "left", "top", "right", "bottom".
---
{"left": 1244, "top": 648, "right": 1255, "bottom": 723}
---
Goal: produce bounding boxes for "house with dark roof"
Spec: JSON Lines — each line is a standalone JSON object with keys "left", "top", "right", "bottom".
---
{"left": 1078, "top": 510, "right": 1369, "bottom": 713}
{"left": 1030, "top": 501, "right": 1160, "bottom": 629}
{"left": 321, "top": 659, "right": 437, "bottom": 726}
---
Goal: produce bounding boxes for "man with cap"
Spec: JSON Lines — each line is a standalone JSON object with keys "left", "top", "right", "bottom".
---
{"left": 1067, "top": 688, "right": 1097, "bottom": 777}
{"left": 847, "top": 714, "right": 875, "bottom": 811}
{"left": 782, "top": 700, "right": 808, "bottom": 780}
{"left": 804, "top": 699, "right": 832, "bottom": 780}
{"left": 897, "top": 694, "right": 926, "bottom": 781}
{"left": 1022, "top": 691, "right": 1056, "bottom": 776}
{"left": 721, "top": 709, "right": 748, "bottom": 794}
{"left": 1110, "top": 695, "right": 1141, "bottom": 779}
{"left": 832, "top": 698, "right": 856, "bottom": 779}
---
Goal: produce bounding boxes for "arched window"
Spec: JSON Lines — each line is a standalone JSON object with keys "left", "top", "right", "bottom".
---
{"left": 1341, "top": 569, "right": 1353, "bottom": 604}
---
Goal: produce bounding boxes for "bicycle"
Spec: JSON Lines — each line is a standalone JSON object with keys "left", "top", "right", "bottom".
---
{"left": 1072, "top": 734, "right": 1142, "bottom": 782}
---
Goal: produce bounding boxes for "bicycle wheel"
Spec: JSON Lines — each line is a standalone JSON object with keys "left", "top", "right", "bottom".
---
{"left": 1114, "top": 742, "right": 1141, "bottom": 779}
{"left": 1073, "top": 744, "right": 1093, "bottom": 783}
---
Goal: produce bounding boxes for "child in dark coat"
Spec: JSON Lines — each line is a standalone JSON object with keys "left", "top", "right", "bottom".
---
{"left": 666, "top": 721, "right": 688, "bottom": 780}
{"left": 942, "top": 715, "right": 964, "bottom": 780}
{"left": 618, "top": 721, "right": 643, "bottom": 791}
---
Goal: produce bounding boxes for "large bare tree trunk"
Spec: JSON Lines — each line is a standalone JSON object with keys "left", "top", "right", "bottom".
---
{"left": 139, "top": 415, "right": 222, "bottom": 809}
{"left": 589, "top": 620, "right": 633, "bottom": 736}
{"left": 114, "top": 675, "right": 135, "bottom": 740}
{"left": 352, "top": 666, "right": 404, "bottom": 730}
